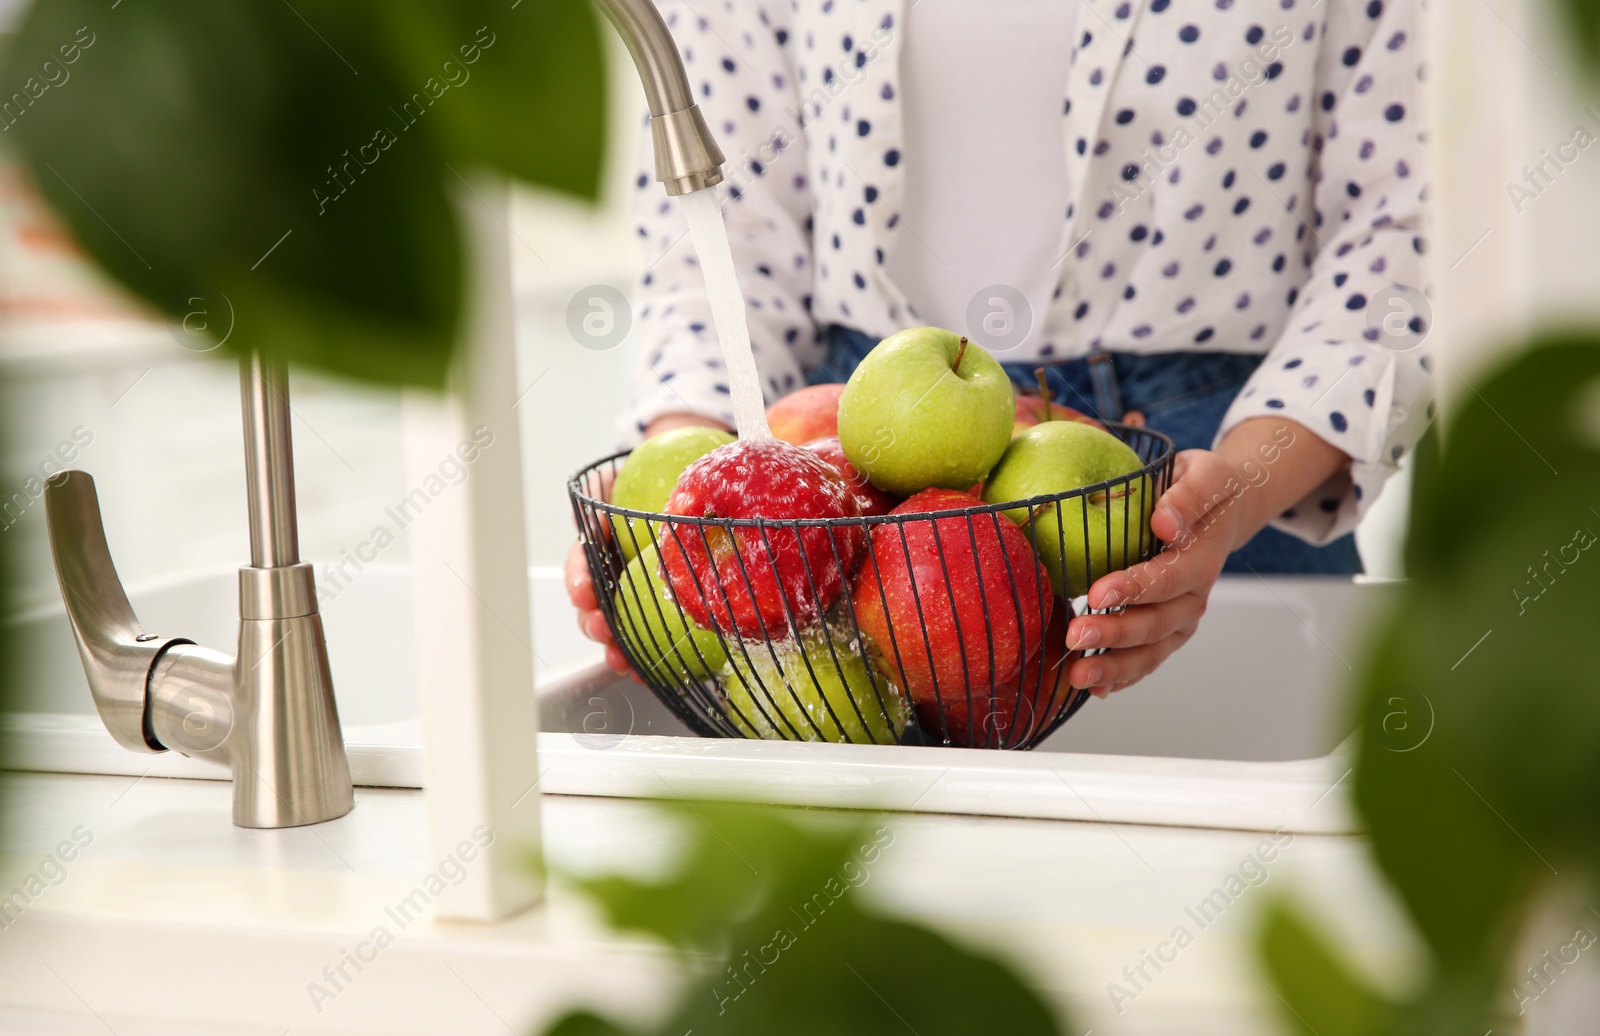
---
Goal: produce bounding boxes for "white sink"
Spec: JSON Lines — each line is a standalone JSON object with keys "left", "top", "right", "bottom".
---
{"left": 4, "top": 566, "right": 1396, "bottom": 834}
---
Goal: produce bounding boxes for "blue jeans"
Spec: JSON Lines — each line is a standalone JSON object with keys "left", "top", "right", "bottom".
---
{"left": 807, "top": 325, "right": 1361, "bottom": 575}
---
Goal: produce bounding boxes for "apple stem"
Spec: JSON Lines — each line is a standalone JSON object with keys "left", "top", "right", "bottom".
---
{"left": 1034, "top": 367, "right": 1052, "bottom": 419}
{"left": 1088, "top": 487, "right": 1134, "bottom": 507}
{"left": 954, "top": 336, "right": 968, "bottom": 372}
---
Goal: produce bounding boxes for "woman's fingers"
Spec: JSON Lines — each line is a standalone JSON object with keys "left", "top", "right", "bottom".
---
{"left": 1067, "top": 629, "right": 1194, "bottom": 694}
{"left": 1067, "top": 592, "right": 1206, "bottom": 651}
{"left": 1064, "top": 446, "right": 1253, "bottom": 697}
{"left": 1150, "top": 449, "right": 1237, "bottom": 543}
{"left": 1089, "top": 526, "right": 1227, "bottom": 610}
{"left": 581, "top": 607, "right": 615, "bottom": 645}
{"left": 1090, "top": 552, "right": 1178, "bottom": 610}
{"left": 604, "top": 643, "right": 633, "bottom": 675}
{"left": 565, "top": 540, "right": 598, "bottom": 611}
{"left": 1088, "top": 455, "right": 1237, "bottom": 611}
{"left": 567, "top": 540, "right": 619, "bottom": 654}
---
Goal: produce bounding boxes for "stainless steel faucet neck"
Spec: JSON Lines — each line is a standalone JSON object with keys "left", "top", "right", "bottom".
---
{"left": 593, "top": 0, "right": 726, "bottom": 196}
{"left": 242, "top": 353, "right": 300, "bottom": 568}
{"left": 596, "top": 0, "right": 694, "bottom": 114}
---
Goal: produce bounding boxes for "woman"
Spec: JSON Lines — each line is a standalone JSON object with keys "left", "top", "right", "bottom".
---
{"left": 568, "top": 0, "right": 1431, "bottom": 698}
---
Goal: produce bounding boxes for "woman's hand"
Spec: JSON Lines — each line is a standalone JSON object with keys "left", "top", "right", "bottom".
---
{"left": 566, "top": 412, "right": 732, "bottom": 676}
{"left": 1064, "top": 417, "right": 1348, "bottom": 697}
{"left": 565, "top": 539, "right": 636, "bottom": 676}
{"left": 1064, "top": 450, "right": 1243, "bottom": 696}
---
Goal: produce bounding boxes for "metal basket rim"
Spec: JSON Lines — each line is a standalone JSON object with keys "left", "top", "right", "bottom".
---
{"left": 569, "top": 422, "right": 1175, "bottom": 529}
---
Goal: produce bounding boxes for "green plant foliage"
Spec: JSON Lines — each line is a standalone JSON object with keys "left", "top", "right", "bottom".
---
{"left": 370, "top": 0, "right": 605, "bottom": 199}
{"left": 1260, "top": 336, "right": 1600, "bottom": 1033}
{"left": 2, "top": 0, "right": 604, "bottom": 388}
{"left": 542, "top": 800, "right": 1066, "bottom": 1036}
{"left": 1362, "top": 338, "right": 1600, "bottom": 1029}
{"left": 544, "top": 1014, "right": 630, "bottom": 1036}
{"left": 1257, "top": 901, "right": 1397, "bottom": 1036}
{"left": 1562, "top": 0, "right": 1600, "bottom": 72}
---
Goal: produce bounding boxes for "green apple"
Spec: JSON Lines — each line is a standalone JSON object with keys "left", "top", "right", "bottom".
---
{"left": 982, "top": 421, "right": 1151, "bottom": 598}
{"left": 837, "top": 327, "right": 1014, "bottom": 494}
{"left": 612, "top": 544, "right": 728, "bottom": 682}
{"left": 610, "top": 426, "right": 734, "bottom": 559}
{"left": 721, "top": 628, "right": 909, "bottom": 744}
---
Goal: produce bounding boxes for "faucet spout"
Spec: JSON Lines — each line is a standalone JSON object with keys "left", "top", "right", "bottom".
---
{"left": 593, "top": 0, "right": 725, "bottom": 195}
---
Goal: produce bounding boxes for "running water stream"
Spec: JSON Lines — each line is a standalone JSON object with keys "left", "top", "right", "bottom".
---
{"left": 679, "top": 187, "right": 772, "bottom": 441}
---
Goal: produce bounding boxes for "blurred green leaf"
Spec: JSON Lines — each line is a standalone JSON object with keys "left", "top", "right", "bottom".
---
{"left": 565, "top": 800, "right": 856, "bottom": 954}
{"left": 543, "top": 1013, "right": 633, "bottom": 1036}
{"left": 658, "top": 904, "right": 1060, "bottom": 1036}
{"left": 3, "top": 0, "right": 606, "bottom": 388}
{"left": 1265, "top": 335, "right": 1600, "bottom": 1034}
{"left": 1353, "top": 626, "right": 1535, "bottom": 981}
{"left": 1405, "top": 335, "right": 1600, "bottom": 586}
{"left": 1560, "top": 0, "right": 1600, "bottom": 72}
{"left": 545, "top": 801, "right": 1064, "bottom": 1036}
{"left": 6, "top": 0, "right": 460, "bottom": 386}
{"left": 1258, "top": 900, "right": 1396, "bottom": 1036}
{"left": 1362, "top": 336, "right": 1600, "bottom": 876}
{"left": 369, "top": 0, "right": 606, "bottom": 199}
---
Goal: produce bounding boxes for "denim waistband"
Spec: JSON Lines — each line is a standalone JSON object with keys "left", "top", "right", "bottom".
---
{"left": 807, "top": 325, "right": 1263, "bottom": 425}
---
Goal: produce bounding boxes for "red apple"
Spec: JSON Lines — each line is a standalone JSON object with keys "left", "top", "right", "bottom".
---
{"left": 1009, "top": 601, "right": 1081, "bottom": 744}
{"left": 803, "top": 436, "right": 897, "bottom": 517}
{"left": 767, "top": 384, "right": 845, "bottom": 445}
{"left": 850, "top": 488, "right": 1052, "bottom": 747}
{"left": 938, "top": 600, "right": 1078, "bottom": 749}
{"left": 659, "top": 438, "right": 864, "bottom": 640}
{"left": 1012, "top": 396, "right": 1106, "bottom": 434}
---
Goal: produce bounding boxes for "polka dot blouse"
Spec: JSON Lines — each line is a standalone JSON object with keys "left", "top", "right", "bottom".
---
{"left": 621, "top": 0, "right": 1433, "bottom": 547}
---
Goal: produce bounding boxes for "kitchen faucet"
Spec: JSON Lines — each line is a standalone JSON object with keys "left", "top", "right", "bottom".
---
{"left": 45, "top": 354, "right": 354, "bottom": 828}
{"left": 595, "top": 0, "right": 726, "bottom": 196}
{"left": 40, "top": 0, "right": 724, "bottom": 829}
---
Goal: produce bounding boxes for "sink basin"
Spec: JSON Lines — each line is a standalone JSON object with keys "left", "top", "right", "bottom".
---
{"left": 4, "top": 567, "right": 1396, "bottom": 834}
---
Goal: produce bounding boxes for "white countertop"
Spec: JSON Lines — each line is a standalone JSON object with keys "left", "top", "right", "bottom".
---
{"left": 0, "top": 770, "right": 1421, "bottom": 1035}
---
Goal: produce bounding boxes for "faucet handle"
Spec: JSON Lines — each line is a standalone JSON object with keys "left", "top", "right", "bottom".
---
{"left": 43, "top": 470, "right": 188, "bottom": 754}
